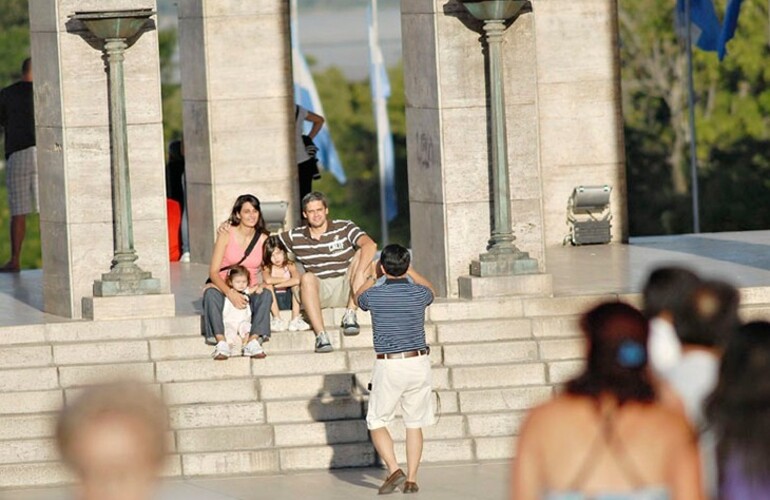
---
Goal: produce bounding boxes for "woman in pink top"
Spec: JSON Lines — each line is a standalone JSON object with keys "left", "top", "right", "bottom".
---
{"left": 203, "top": 195, "right": 272, "bottom": 360}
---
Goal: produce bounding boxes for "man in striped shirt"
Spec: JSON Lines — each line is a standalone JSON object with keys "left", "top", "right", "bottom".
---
{"left": 279, "top": 192, "right": 377, "bottom": 353}
{"left": 355, "top": 244, "right": 436, "bottom": 494}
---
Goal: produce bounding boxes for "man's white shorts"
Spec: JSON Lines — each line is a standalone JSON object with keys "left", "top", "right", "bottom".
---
{"left": 366, "top": 355, "right": 434, "bottom": 430}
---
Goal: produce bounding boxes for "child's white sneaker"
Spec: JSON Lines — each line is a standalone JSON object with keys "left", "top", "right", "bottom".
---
{"left": 243, "top": 339, "right": 266, "bottom": 359}
{"left": 270, "top": 318, "right": 288, "bottom": 332}
{"left": 288, "top": 316, "right": 311, "bottom": 331}
{"left": 211, "top": 341, "right": 230, "bottom": 360}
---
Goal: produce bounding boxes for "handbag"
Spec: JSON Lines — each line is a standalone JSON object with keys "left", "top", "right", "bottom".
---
{"left": 205, "top": 231, "right": 260, "bottom": 284}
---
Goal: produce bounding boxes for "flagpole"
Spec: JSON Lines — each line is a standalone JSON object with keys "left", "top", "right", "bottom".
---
{"left": 685, "top": 0, "right": 701, "bottom": 233}
{"left": 371, "top": 0, "right": 389, "bottom": 246}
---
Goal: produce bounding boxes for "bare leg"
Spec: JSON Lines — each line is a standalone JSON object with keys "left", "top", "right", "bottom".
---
{"left": 291, "top": 291, "right": 301, "bottom": 319}
{"left": 300, "top": 272, "right": 324, "bottom": 335}
{"left": 346, "top": 249, "right": 365, "bottom": 310}
{"left": 266, "top": 285, "right": 280, "bottom": 318}
{"left": 405, "top": 428, "right": 423, "bottom": 482}
{"left": 370, "top": 427, "right": 400, "bottom": 475}
{"left": 2, "top": 215, "right": 25, "bottom": 270}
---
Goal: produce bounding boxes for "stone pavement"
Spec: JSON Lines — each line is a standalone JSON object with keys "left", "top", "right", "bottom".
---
{"left": 0, "top": 462, "right": 510, "bottom": 500}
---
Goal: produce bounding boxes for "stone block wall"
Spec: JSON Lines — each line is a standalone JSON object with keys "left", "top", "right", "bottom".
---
{"left": 30, "top": 0, "right": 170, "bottom": 318}
{"left": 178, "top": 1, "right": 295, "bottom": 264}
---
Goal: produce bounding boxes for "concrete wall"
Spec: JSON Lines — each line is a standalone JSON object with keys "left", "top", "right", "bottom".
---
{"left": 30, "top": 0, "right": 170, "bottom": 318}
{"left": 533, "top": 0, "right": 627, "bottom": 246}
{"left": 402, "top": 0, "right": 626, "bottom": 297}
{"left": 402, "top": 0, "right": 545, "bottom": 297}
{"left": 178, "top": 1, "right": 296, "bottom": 264}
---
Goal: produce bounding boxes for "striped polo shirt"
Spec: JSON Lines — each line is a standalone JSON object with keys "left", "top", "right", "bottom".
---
{"left": 358, "top": 278, "right": 434, "bottom": 354}
{"left": 279, "top": 219, "right": 365, "bottom": 279}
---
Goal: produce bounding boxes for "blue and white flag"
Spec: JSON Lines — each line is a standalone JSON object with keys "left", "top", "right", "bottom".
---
{"left": 290, "top": 16, "right": 346, "bottom": 184}
{"left": 367, "top": 5, "right": 398, "bottom": 222}
{"left": 717, "top": 0, "right": 744, "bottom": 60}
{"left": 675, "top": 0, "right": 722, "bottom": 52}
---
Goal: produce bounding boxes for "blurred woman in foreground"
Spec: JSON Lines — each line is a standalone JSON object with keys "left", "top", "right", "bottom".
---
{"left": 512, "top": 302, "right": 703, "bottom": 500}
{"left": 707, "top": 321, "right": 770, "bottom": 499}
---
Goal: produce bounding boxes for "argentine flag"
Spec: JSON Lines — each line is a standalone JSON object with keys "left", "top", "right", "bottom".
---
{"left": 675, "top": 0, "right": 721, "bottom": 52}
{"left": 290, "top": 13, "right": 346, "bottom": 184}
{"left": 368, "top": 5, "right": 398, "bottom": 222}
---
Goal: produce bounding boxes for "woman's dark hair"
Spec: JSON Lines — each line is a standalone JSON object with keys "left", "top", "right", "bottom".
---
{"left": 642, "top": 266, "right": 701, "bottom": 320}
{"left": 228, "top": 194, "right": 267, "bottom": 235}
{"left": 262, "top": 235, "right": 289, "bottom": 270}
{"left": 706, "top": 321, "right": 770, "bottom": 481}
{"left": 225, "top": 265, "right": 250, "bottom": 287}
{"left": 566, "top": 302, "right": 655, "bottom": 405}
{"left": 380, "top": 244, "right": 410, "bottom": 277}
{"left": 676, "top": 280, "right": 740, "bottom": 348}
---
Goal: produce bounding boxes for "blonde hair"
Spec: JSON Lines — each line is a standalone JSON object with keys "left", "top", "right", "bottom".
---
{"left": 56, "top": 381, "right": 168, "bottom": 466}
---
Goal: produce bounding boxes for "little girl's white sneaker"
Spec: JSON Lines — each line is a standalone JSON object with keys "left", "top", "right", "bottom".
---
{"left": 288, "top": 316, "right": 311, "bottom": 331}
{"left": 242, "top": 339, "right": 266, "bottom": 359}
{"left": 270, "top": 318, "right": 288, "bottom": 332}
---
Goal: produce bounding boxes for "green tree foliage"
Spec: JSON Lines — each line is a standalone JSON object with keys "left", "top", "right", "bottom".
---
{"left": 158, "top": 28, "right": 183, "bottom": 145}
{"left": 621, "top": 0, "right": 770, "bottom": 235}
{"left": 313, "top": 63, "right": 410, "bottom": 246}
{"left": 0, "top": 0, "right": 37, "bottom": 268}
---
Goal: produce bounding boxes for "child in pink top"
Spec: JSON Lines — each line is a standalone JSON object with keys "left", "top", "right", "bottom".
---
{"left": 262, "top": 236, "right": 310, "bottom": 332}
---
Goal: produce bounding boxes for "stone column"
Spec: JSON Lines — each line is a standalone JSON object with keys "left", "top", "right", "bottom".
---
{"left": 402, "top": 1, "right": 545, "bottom": 297}
{"left": 178, "top": 1, "right": 295, "bottom": 264}
{"left": 30, "top": 0, "right": 172, "bottom": 319}
{"left": 533, "top": 0, "right": 628, "bottom": 246}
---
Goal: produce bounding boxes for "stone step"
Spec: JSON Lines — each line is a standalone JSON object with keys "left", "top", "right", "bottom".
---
{"left": 0, "top": 438, "right": 58, "bottom": 465}
{"left": 279, "top": 442, "right": 376, "bottom": 471}
{"left": 475, "top": 436, "right": 516, "bottom": 460}
{"left": 449, "top": 363, "right": 547, "bottom": 390}
{"left": 442, "top": 341, "right": 539, "bottom": 366}
{"left": 435, "top": 318, "right": 532, "bottom": 343}
{"left": 428, "top": 297, "right": 525, "bottom": 322}
{"left": 465, "top": 412, "right": 527, "bottom": 438}
{"left": 181, "top": 449, "right": 280, "bottom": 477}
{"left": 0, "top": 415, "right": 57, "bottom": 441}
{"left": 264, "top": 395, "right": 364, "bottom": 424}
{"left": 58, "top": 362, "right": 155, "bottom": 388}
{"left": 0, "top": 462, "right": 70, "bottom": 488}
{"left": 0, "top": 367, "right": 59, "bottom": 393}
{"left": 738, "top": 286, "right": 770, "bottom": 305}
{"left": 176, "top": 425, "right": 274, "bottom": 454}
{"left": 739, "top": 304, "right": 770, "bottom": 322}
{"left": 0, "top": 390, "right": 63, "bottom": 416}
{"left": 168, "top": 401, "right": 266, "bottom": 429}
{"left": 259, "top": 373, "right": 357, "bottom": 401}
{"left": 0, "top": 345, "right": 53, "bottom": 369}
{"left": 162, "top": 379, "right": 259, "bottom": 406}
{"left": 457, "top": 387, "right": 553, "bottom": 414}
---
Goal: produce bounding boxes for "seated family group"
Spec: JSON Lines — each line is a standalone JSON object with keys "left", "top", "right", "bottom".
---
{"left": 201, "top": 191, "right": 378, "bottom": 359}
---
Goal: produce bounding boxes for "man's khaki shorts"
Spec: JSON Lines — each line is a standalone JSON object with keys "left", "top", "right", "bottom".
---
{"left": 319, "top": 272, "right": 351, "bottom": 309}
{"left": 366, "top": 355, "right": 434, "bottom": 430}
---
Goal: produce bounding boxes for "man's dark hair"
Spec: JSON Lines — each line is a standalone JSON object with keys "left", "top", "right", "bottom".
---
{"left": 642, "top": 267, "right": 701, "bottom": 320}
{"left": 301, "top": 191, "right": 328, "bottom": 212}
{"left": 676, "top": 280, "right": 740, "bottom": 348}
{"left": 707, "top": 321, "right": 770, "bottom": 481}
{"left": 21, "top": 58, "right": 31, "bottom": 76}
{"left": 380, "top": 244, "right": 410, "bottom": 277}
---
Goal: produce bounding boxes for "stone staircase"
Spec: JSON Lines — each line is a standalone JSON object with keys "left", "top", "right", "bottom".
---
{"left": 2, "top": 287, "right": 770, "bottom": 489}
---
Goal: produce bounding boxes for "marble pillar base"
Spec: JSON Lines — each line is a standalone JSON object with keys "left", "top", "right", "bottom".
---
{"left": 93, "top": 271, "right": 162, "bottom": 297}
{"left": 470, "top": 251, "right": 539, "bottom": 277}
{"left": 458, "top": 273, "right": 553, "bottom": 299}
{"left": 82, "top": 293, "right": 176, "bottom": 320}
